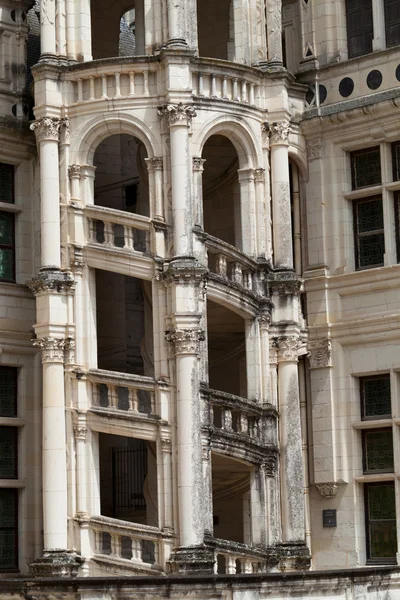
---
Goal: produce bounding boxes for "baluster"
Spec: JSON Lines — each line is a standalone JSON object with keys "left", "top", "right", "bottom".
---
{"left": 222, "top": 76, "right": 228, "bottom": 99}
{"left": 223, "top": 408, "right": 233, "bottom": 432}
{"left": 123, "top": 225, "right": 133, "bottom": 249}
{"left": 153, "top": 541, "right": 159, "bottom": 565}
{"left": 131, "top": 388, "right": 139, "bottom": 412}
{"left": 198, "top": 72, "right": 204, "bottom": 96}
{"left": 77, "top": 79, "right": 83, "bottom": 103}
{"left": 131, "top": 538, "right": 141, "bottom": 561}
{"left": 241, "top": 80, "right": 248, "bottom": 103}
{"left": 143, "top": 70, "right": 149, "bottom": 96}
{"left": 209, "top": 404, "right": 214, "bottom": 426}
{"left": 240, "top": 413, "right": 249, "bottom": 434}
{"left": 129, "top": 71, "right": 135, "bottom": 96}
{"left": 111, "top": 534, "right": 121, "bottom": 558}
{"left": 227, "top": 556, "right": 236, "bottom": 574}
{"left": 108, "top": 385, "right": 117, "bottom": 409}
{"left": 101, "top": 74, "right": 108, "bottom": 99}
{"left": 243, "top": 560, "right": 252, "bottom": 574}
{"left": 150, "top": 392, "right": 155, "bottom": 415}
{"left": 103, "top": 221, "right": 113, "bottom": 245}
{"left": 232, "top": 262, "right": 243, "bottom": 285}
{"left": 88, "top": 218, "right": 95, "bottom": 242}
{"left": 95, "top": 530, "right": 102, "bottom": 553}
{"left": 243, "top": 271, "right": 253, "bottom": 290}
{"left": 249, "top": 83, "right": 255, "bottom": 106}
{"left": 213, "top": 553, "right": 219, "bottom": 574}
{"left": 145, "top": 230, "right": 151, "bottom": 252}
{"left": 114, "top": 72, "right": 121, "bottom": 98}
{"left": 233, "top": 78, "right": 240, "bottom": 102}
{"left": 211, "top": 74, "right": 217, "bottom": 98}
{"left": 216, "top": 254, "right": 228, "bottom": 277}
{"left": 89, "top": 76, "right": 95, "bottom": 101}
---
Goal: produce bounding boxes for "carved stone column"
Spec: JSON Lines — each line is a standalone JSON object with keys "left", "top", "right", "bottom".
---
{"left": 40, "top": 0, "right": 57, "bottom": 55}
{"left": 266, "top": 0, "right": 283, "bottom": 67}
{"left": 192, "top": 157, "right": 206, "bottom": 228}
{"left": 277, "top": 336, "right": 305, "bottom": 544}
{"left": 30, "top": 117, "right": 63, "bottom": 270}
{"left": 166, "top": 0, "right": 188, "bottom": 47}
{"left": 269, "top": 122, "right": 293, "bottom": 269}
{"left": 145, "top": 157, "right": 164, "bottom": 221}
{"left": 158, "top": 104, "right": 196, "bottom": 257}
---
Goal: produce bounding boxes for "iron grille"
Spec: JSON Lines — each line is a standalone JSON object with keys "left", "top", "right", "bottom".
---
{"left": 361, "top": 374, "right": 391, "bottom": 419}
{"left": 112, "top": 442, "right": 147, "bottom": 515}
{"left": 362, "top": 428, "right": 394, "bottom": 474}
{"left": 365, "top": 482, "right": 397, "bottom": 562}
{"left": 354, "top": 196, "right": 385, "bottom": 269}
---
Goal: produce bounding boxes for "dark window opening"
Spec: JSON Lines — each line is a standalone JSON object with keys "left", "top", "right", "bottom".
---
{"left": 0, "top": 164, "right": 14, "bottom": 205}
{"left": 392, "top": 142, "right": 400, "bottom": 181}
{"left": 353, "top": 196, "right": 385, "bottom": 270}
{"left": 385, "top": 0, "right": 400, "bottom": 48}
{"left": 365, "top": 482, "right": 397, "bottom": 563}
{"left": 346, "top": 0, "right": 373, "bottom": 58}
{"left": 0, "top": 367, "right": 17, "bottom": 418}
{"left": 360, "top": 374, "right": 391, "bottom": 420}
{"left": 0, "top": 427, "right": 18, "bottom": 479}
{"left": 362, "top": 428, "right": 394, "bottom": 474}
{"left": 0, "top": 489, "right": 18, "bottom": 571}
{"left": 351, "top": 147, "right": 381, "bottom": 190}
{"left": 0, "top": 212, "right": 15, "bottom": 282}
{"left": 125, "top": 183, "right": 138, "bottom": 211}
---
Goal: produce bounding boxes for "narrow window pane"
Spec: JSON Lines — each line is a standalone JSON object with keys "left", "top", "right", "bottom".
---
{"left": 361, "top": 375, "right": 391, "bottom": 419}
{"left": 0, "top": 427, "right": 17, "bottom": 479}
{"left": 358, "top": 233, "right": 385, "bottom": 268}
{"left": 0, "top": 489, "right": 18, "bottom": 570}
{"left": 0, "top": 164, "right": 14, "bottom": 205}
{"left": 0, "top": 212, "right": 15, "bottom": 282}
{"left": 0, "top": 367, "right": 17, "bottom": 417}
{"left": 366, "top": 483, "right": 397, "bottom": 561}
{"left": 351, "top": 147, "right": 381, "bottom": 189}
{"left": 354, "top": 197, "right": 385, "bottom": 270}
{"left": 0, "top": 212, "right": 13, "bottom": 245}
{"left": 363, "top": 429, "right": 394, "bottom": 473}
{"left": 346, "top": 0, "right": 373, "bottom": 58}
{"left": 385, "top": 0, "right": 400, "bottom": 47}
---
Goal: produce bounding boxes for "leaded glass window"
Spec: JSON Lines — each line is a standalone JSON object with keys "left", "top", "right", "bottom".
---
{"left": 363, "top": 428, "right": 394, "bottom": 473}
{"left": 354, "top": 197, "right": 385, "bottom": 269}
{"left": 0, "top": 427, "right": 17, "bottom": 479}
{"left": 361, "top": 375, "right": 391, "bottom": 419}
{"left": 351, "top": 147, "right": 381, "bottom": 189}
{"left": 0, "top": 164, "right": 14, "bottom": 205}
{"left": 0, "top": 489, "right": 18, "bottom": 570}
{"left": 365, "top": 483, "right": 397, "bottom": 562}
{"left": 0, "top": 212, "right": 15, "bottom": 281}
{"left": 0, "top": 367, "right": 17, "bottom": 417}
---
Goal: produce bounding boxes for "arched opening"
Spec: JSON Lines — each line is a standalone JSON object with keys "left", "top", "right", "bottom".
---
{"left": 196, "top": 0, "right": 233, "bottom": 60}
{"left": 91, "top": 0, "right": 144, "bottom": 60}
{"left": 94, "top": 133, "right": 149, "bottom": 217}
{"left": 202, "top": 134, "right": 241, "bottom": 249}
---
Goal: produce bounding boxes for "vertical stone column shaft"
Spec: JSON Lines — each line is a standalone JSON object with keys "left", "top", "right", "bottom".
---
{"left": 161, "top": 439, "right": 174, "bottom": 531}
{"left": 41, "top": 0, "right": 57, "bottom": 55}
{"left": 277, "top": 337, "right": 305, "bottom": 543}
{"left": 270, "top": 122, "right": 293, "bottom": 269}
{"left": 266, "top": 0, "right": 283, "bottom": 66}
{"left": 192, "top": 157, "right": 206, "bottom": 228}
{"left": 74, "top": 422, "right": 88, "bottom": 515}
{"left": 166, "top": 0, "right": 186, "bottom": 46}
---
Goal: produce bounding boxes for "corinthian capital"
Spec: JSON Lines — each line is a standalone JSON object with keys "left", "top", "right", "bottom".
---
{"left": 277, "top": 336, "right": 300, "bottom": 362}
{"left": 269, "top": 121, "right": 290, "bottom": 145}
{"left": 30, "top": 117, "right": 62, "bottom": 142}
{"left": 145, "top": 157, "right": 163, "bottom": 171}
{"left": 33, "top": 337, "right": 73, "bottom": 363}
{"left": 158, "top": 103, "right": 197, "bottom": 127}
{"left": 165, "top": 328, "right": 205, "bottom": 356}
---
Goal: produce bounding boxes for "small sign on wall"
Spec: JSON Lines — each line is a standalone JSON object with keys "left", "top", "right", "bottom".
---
{"left": 322, "top": 509, "right": 337, "bottom": 528}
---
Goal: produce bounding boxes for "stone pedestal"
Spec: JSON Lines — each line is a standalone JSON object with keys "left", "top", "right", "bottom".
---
{"left": 30, "top": 551, "right": 82, "bottom": 578}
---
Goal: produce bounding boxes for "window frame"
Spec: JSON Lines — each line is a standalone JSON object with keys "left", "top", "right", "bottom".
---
{"left": 360, "top": 374, "right": 391, "bottom": 420}
{"left": 353, "top": 195, "right": 385, "bottom": 270}
{"left": 0, "top": 488, "right": 19, "bottom": 572}
{"left": 364, "top": 481, "right": 397, "bottom": 564}
{"left": 0, "top": 210, "right": 15, "bottom": 283}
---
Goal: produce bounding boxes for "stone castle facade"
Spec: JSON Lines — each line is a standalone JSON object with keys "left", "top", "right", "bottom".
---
{"left": 1, "top": 0, "right": 400, "bottom": 598}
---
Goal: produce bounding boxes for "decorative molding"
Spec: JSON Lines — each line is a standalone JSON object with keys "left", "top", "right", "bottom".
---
{"left": 202, "top": 445, "right": 211, "bottom": 461}
{"left": 257, "top": 312, "right": 271, "bottom": 328}
{"left": 41, "top": 0, "right": 55, "bottom": 25}
{"left": 316, "top": 482, "right": 338, "bottom": 499}
{"left": 68, "top": 165, "right": 81, "bottom": 178}
{"left": 60, "top": 119, "right": 70, "bottom": 145}
{"left": 161, "top": 438, "right": 172, "bottom": 453}
{"left": 145, "top": 157, "right": 163, "bottom": 170}
{"left": 164, "top": 258, "right": 207, "bottom": 286}
{"left": 263, "top": 454, "right": 278, "bottom": 477}
{"left": 254, "top": 168, "right": 265, "bottom": 183}
{"left": 192, "top": 157, "right": 206, "bottom": 171}
{"left": 165, "top": 328, "right": 205, "bottom": 356}
{"left": 73, "top": 425, "right": 88, "bottom": 440}
{"left": 157, "top": 103, "right": 197, "bottom": 127}
{"left": 308, "top": 339, "right": 332, "bottom": 369}
{"left": 277, "top": 336, "right": 301, "bottom": 362}
{"left": 32, "top": 337, "right": 74, "bottom": 364}
{"left": 268, "top": 272, "right": 302, "bottom": 296}
{"left": 28, "top": 269, "right": 75, "bottom": 295}
{"left": 30, "top": 117, "right": 62, "bottom": 142}
{"left": 70, "top": 246, "right": 84, "bottom": 275}
{"left": 269, "top": 121, "right": 290, "bottom": 145}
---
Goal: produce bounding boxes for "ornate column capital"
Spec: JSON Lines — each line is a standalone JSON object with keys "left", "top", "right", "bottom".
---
{"left": 254, "top": 168, "right": 265, "bottom": 183}
{"left": 68, "top": 164, "right": 81, "bottom": 179}
{"left": 30, "top": 117, "right": 62, "bottom": 142}
{"left": 192, "top": 157, "right": 206, "bottom": 172}
{"left": 73, "top": 424, "right": 88, "bottom": 440}
{"left": 277, "top": 336, "right": 301, "bottom": 362}
{"left": 166, "top": 328, "right": 205, "bottom": 356}
{"left": 308, "top": 339, "right": 332, "bottom": 369}
{"left": 161, "top": 438, "right": 172, "bottom": 453}
{"left": 269, "top": 121, "right": 290, "bottom": 145}
{"left": 145, "top": 157, "right": 163, "bottom": 171}
{"left": 157, "top": 103, "right": 197, "bottom": 128}
{"left": 33, "top": 337, "right": 74, "bottom": 364}
{"left": 316, "top": 482, "right": 339, "bottom": 499}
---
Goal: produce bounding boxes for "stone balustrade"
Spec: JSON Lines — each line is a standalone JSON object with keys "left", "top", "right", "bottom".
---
{"left": 88, "top": 369, "right": 156, "bottom": 416}
{"left": 191, "top": 59, "right": 261, "bottom": 108}
{"left": 206, "top": 234, "right": 258, "bottom": 294}
{"left": 90, "top": 516, "right": 162, "bottom": 569}
{"left": 86, "top": 205, "right": 151, "bottom": 255}
{"left": 207, "top": 388, "right": 262, "bottom": 441}
{"left": 208, "top": 537, "right": 270, "bottom": 574}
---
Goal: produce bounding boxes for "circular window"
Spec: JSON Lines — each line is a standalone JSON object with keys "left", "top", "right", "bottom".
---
{"left": 366, "top": 70, "right": 383, "bottom": 90}
{"left": 339, "top": 77, "right": 354, "bottom": 98}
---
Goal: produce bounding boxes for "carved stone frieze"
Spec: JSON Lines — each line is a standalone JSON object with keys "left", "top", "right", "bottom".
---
{"left": 166, "top": 328, "right": 205, "bottom": 356}
{"left": 33, "top": 337, "right": 74, "bottom": 364}
{"left": 316, "top": 482, "right": 338, "bottom": 499}
{"left": 277, "top": 336, "right": 301, "bottom": 362}
{"left": 308, "top": 339, "right": 333, "bottom": 369}
{"left": 164, "top": 258, "right": 207, "bottom": 286}
{"left": 268, "top": 271, "right": 302, "bottom": 296}
{"left": 28, "top": 269, "right": 75, "bottom": 295}
{"left": 30, "top": 117, "right": 62, "bottom": 142}
{"left": 269, "top": 121, "right": 290, "bottom": 145}
{"left": 158, "top": 103, "right": 197, "bottom": 128}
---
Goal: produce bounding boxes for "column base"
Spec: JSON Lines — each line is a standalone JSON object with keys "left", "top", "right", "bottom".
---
{"left": 29, "top": 551, "right": 83, "bottom": 578}
{"left": 166, "top": 38, "right": 188, "bottom": 48}
{"left": 276, "top": 543, "right": 311, "bottom": 571}
{"left": 168, "top": 546, "right": 215, "bottom": 574}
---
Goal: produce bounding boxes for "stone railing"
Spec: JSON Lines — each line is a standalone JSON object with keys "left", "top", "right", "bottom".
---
{"left": 207, "top": 537, "right": 269, "bottom": 574}
{"left": 88, "top": 369, "right": 156, "bottom": 416}
{"left": 205, "top": 387, "right": 262, "bottom": 441}
{"left": 64, "top": 57, "right": 158, "bottom": 106}
{"left": 90, "top": 516, "right": 162, "bottom": 568}
{"left": 206, "top": 234, "right": 258, "bottom": 294}
{"left": 191, "top": 58, "right": 261, "bottom": 108}
{"left": 86, "top": 205, "right": 151, "bottom": 254}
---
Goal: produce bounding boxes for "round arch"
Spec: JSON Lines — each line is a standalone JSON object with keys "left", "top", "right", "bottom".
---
{"left": 193, "top": 116, "right": 262, "bottom": 170}
{"left": 69, "top": 112, "right": 159, "bottom": 167}
{"left": 288, "top": 142, "right": 308, "bottom": 180}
